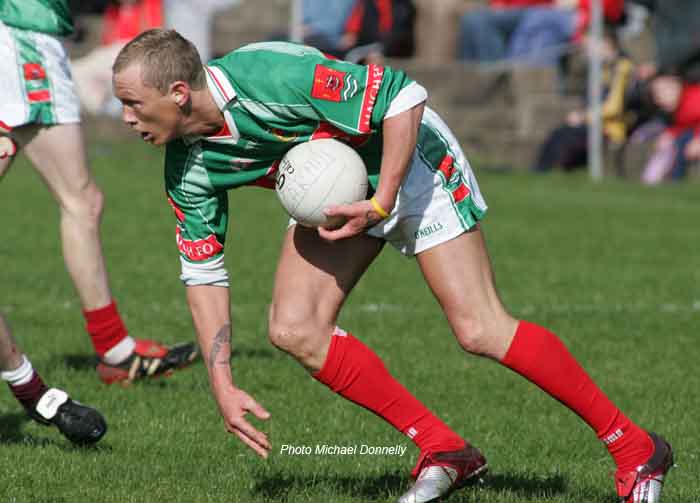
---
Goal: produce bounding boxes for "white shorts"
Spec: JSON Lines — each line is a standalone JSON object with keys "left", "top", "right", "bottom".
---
{"left": 0, "top": 21, "right": 80, "bottom": 128}
{"left": 366, "top": 107, "right": 488, "bottom": 256}
{"left": 288, "top": 107, "right": 488, "bottom": 256}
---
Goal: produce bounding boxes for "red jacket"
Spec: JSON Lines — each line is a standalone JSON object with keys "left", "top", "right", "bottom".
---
{"left": 668, "top": 84, "right": 700, "bottom": 137}
{"left": 102, "top": 0, "right": 163, "bottom": 46}
{"left": 576, "top": 0, "right": 625, "bottom": 38}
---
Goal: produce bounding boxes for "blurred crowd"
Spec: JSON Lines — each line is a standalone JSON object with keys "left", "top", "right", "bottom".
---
{"left": 67, "top": 0, "right": 700, "bottom": 183}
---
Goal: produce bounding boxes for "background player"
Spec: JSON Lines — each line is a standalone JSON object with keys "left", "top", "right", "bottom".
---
{"left": 1, "top": 313, "right": 107, "bottom": 444}
{"left": 0, "top": 0, "right": 197, "bottom": 384}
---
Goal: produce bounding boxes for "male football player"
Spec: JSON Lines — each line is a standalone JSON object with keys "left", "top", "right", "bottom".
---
{"left": 112, "top": 29, "right": 673, "bottom": 503}
{"left": 0, "top": 0, "right": 197, "bottom": 384}
{"left": 1, "top": 313, "right": 106, "bottom": 444}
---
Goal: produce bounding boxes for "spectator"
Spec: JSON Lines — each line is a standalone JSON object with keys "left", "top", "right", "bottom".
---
{"left": 531, "top": 28, "right": 634, "bottom": 172}
{"left": 630, "top": 0, "right": 700, "bottom": 82}
{"left": 459, "top": 0, "right": 625, "bottom": 67}
{"left": 300, "top": 0, "right": 415, "bottom": 63}
{"left": 163, "top": 0, "right": 240, "bottom": 63}
{"left": 641, "top": 75, "right": 700, "bottom": 184}
{"left": 458, "top": 0, "right": 553, "bottom": 63}
{"left": 300, "top": 0, "right": 357, "bottom": 56}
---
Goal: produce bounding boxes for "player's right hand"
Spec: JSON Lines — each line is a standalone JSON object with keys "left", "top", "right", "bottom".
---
{"left": 215, "top": 386, "right": 271, "bottom": 458}
{"left": 0, "top": 136, "right": 17, "bottom": 160}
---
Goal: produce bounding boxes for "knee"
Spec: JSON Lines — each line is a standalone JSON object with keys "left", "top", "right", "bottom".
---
{"left": 452, "top": 312, "right": 517, "bottom": 358}
{"left": 62, "top": 181, "right": 104, "bottom": 226}
{"left": 453, "top": 316, "right": 491, "bottom": 355}
{"left": 267, "top": 305, "right": 328, "bottom": 364}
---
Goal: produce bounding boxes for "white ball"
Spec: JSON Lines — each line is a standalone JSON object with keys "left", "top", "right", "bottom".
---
{"left": 276, "top": 139, "right": 368, "bottom": 229}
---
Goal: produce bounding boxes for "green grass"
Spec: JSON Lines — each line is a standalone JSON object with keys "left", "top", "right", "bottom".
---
{"left": 1, "top": 137, "right": 698, "bottom": 502}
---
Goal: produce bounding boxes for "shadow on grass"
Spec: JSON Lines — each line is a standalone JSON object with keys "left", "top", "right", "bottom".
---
{"left": 61, "top": 353, "right": 98, "bottom": 371}
{"left": 253, "top": 469, "right": 571, "bottom": 502}
{"left": 477, "top": 471, "right": 568, "bottom": 499}
{"left": 253, "top": 470, "right": 406, "bottom": 501}
{"left": 0, "top": 412, "right": 112, "bottom": 452}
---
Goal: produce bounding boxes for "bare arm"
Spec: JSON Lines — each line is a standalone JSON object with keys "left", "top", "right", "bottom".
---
{"left": 318, "top": 101, "right": 426, "bottom": 241}
{"left": 186, "top": 285, "right": 271, "bottom": 457}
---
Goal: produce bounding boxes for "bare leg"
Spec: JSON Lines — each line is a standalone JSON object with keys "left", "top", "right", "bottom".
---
{"left": 14, "top": 124, "right": 111, "bottom": 309}
{"left": 0, "top": 314, "right": 23, "bottom": 372}
{"left": 418, "top": 225, "right": 655, "bottom": 473}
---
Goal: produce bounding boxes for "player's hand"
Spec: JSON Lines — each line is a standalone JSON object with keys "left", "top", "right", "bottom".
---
{"left": 684, "top": 136, "right": 700, "bottom": 160}
{"left": 215, "top": 386, "right": 271, "bottom": 458}
{"left": 318, "top": 199, "right": 384, "bottom": 241}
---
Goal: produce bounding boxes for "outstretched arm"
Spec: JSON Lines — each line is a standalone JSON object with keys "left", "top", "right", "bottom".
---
{"left": 186, "top": 284, "right": 271, "bottom": 458}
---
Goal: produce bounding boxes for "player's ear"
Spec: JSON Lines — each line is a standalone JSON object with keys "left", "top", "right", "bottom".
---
{"left": 170, "top": 81, "right": 191, "bottom": 108}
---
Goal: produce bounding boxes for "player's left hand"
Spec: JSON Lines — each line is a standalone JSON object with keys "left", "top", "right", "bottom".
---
{"left": 318, "top": 199, "right": 383, "bottom": 241}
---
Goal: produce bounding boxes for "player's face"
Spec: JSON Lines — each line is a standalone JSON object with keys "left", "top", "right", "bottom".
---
{"left": 113, "top": 64, "right": 183, "bottom": 146}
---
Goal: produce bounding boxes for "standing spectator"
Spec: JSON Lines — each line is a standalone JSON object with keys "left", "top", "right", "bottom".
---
{"left": 163, "top": 0, "right": 240, "bottom": 63}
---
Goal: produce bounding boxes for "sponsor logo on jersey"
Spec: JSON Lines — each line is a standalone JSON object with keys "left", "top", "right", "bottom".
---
{"left": 358, "top": 65, "right": 384, "bottom": 133}
{"left": 176, "top": 226, "right": 224, "bottom": 262}
{"left": 311, "top": 65, "right": 358, "bottom": 102}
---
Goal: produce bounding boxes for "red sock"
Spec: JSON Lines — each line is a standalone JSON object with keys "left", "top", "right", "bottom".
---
{"left": 314, "top": 329, "right": 465, "bottom": 454}
{"left": 501, "top": 320, "right": 653, "bottom": 471}
{"left": 9, "top": 372, "right": 48, "bottom": 411}
{"left": 83, "top": 301, "right": 129, "bottom": 358}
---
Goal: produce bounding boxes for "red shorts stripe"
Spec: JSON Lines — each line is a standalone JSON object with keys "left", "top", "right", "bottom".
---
{"left": 452, "top": 183, "right": 470, "bottom": 204}
{"left": 27, "top": 90, "right": 51, "bottom": 103}
{"left": 437, "top": 155, "right": 457, "bottom": 181}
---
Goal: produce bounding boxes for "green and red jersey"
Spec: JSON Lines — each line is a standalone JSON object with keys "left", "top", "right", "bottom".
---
{"left": 165, "top": 42, "right": 473, "bottom": 286}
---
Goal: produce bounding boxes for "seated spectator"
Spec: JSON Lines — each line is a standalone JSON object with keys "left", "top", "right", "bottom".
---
{"left": 641, "top": 75, "right": 700, "bottom": 183}
{"left": 460, "top": 0, "right": 625, "bottom": 67}
{"left": 299, "top": 0, "right": 415, "bottom": 63}
{"left": 531, "top": 29, "right": 634, "bottom": 172}
{"left": 459, "top": 0, "right": 553, "bottom": 63}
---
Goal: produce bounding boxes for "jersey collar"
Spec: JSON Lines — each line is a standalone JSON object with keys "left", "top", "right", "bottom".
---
{"left": 203, "top": 65, "right": 240, "bottom": 143}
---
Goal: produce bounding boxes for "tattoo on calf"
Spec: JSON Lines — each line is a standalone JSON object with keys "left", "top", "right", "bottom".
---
{"left": 209, "top": 324, "right": 231, "bottom": 368}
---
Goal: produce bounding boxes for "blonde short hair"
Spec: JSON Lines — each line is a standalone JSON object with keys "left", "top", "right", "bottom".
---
{"left": 113, "top": 29, "right": 206, "bottom": 93}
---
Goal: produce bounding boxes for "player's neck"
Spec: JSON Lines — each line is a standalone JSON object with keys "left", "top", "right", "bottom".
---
{"left": 181, "top": 87, "right": 225, "bottom": 137}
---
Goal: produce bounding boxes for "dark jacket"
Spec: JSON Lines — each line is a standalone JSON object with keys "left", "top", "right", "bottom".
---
{"left": 632, "top": 0, "right": 700, "bottom": 81}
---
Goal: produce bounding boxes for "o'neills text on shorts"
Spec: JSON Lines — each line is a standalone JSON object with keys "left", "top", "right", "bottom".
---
{"left": 279, "top": 444, "right": 407, "bottom": 457}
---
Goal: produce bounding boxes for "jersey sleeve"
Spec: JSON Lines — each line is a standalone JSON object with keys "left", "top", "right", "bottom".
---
{"left": 213, "top": 43, "right": 417, "bottom": 136}
{"left": 165, "top": 140, "right": 230, "bottom": 287}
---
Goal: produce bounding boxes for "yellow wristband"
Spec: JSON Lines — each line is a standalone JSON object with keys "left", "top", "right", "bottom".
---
{"left": 370, "top": 196, "right": 390, "bottom": 219}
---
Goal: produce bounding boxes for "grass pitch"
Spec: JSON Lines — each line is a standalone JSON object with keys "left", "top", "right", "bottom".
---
{"left": 1, "top": 137, "right": 698, "bottom": 502}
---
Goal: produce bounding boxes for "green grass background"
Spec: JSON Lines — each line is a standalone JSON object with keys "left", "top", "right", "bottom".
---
{"left": 1, "top": 138, "right": 697, "bottom": 502}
